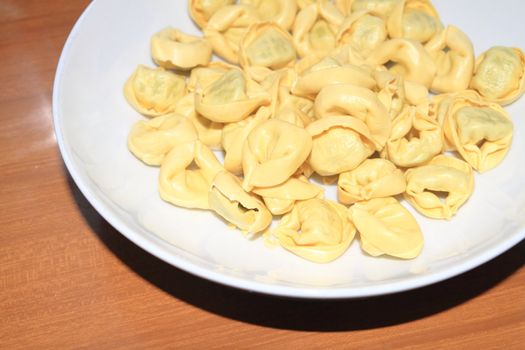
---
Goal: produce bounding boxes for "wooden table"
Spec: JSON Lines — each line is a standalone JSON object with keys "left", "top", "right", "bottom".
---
{"left": 1, "top": 1, "right": 524, "bottom": 348}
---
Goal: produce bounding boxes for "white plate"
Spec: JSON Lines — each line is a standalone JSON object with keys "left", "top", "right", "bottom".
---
{"left": 53, "top": 0, "right": 525, "bottom": 298}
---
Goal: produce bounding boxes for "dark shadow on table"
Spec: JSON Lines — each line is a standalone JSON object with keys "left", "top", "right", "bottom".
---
{"left": 66, "top": 173, "right": 525, "bottom": 332}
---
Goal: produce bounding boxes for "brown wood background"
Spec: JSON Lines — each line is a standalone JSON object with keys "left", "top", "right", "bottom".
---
{"left": 1, "top": 1, "right": 524, "bottom": 348}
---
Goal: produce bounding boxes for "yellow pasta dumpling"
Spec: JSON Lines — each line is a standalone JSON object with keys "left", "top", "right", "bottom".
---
{"left": 240, "top": 0, "right": 297, "bottom": 30}
{"left": 336, "top": 10, "right": 388, "bottom": 57}
{"left": 203, "top": 4, "right": 261, "bottom": 64}
{"left": 470, "top": 46, "right": 525, "bottom": 105}
{"left": 242, "top": 119, "right": 312, "bottom": 190}
{"left": 128, "top": 113, "right": 198, "bottom": 166}
{"left": 159, "top": 140, "right": 224, "bottom": 209}
{"left": 404, "top": 155, "right": 474, "bottom": 219}
{"left": 348, "top": 0, "right": 401, "bottom": 19}
{"left": 189, "top": 0, "right": 236, "bottom": 29}
{"left": 187, "top": 61, "right": 235, "bottom": 92}
{"left": 425, "top": 25, "right": 475, "bottom": 93}
{"left": 195, "top": 68, "right": 271, "bottom": 123}
{"left": 307, "top": 116, "right": 376, "bottom": 176}
{"left": 387, "top": 0, "right": 442, "bottom": 43}
{"left": 349, "top": 197, "right": 423, "bottom": 259}
{"left": 292, "top": 0, "right": 344, "bottom": 58}
{"left": 275, "top": 198, "right": 357, "bottom": 263}
{"left": 209, "top": 171, "right": 272, "bottom": 234}
{"left": 338, "top": 158, "right": 406, "bottom": 204}
{"left": 150, "top": 27, "right": 212, "bottom": 70}
{"left": 124, "top": 65, "right": 186, "bottom": 117}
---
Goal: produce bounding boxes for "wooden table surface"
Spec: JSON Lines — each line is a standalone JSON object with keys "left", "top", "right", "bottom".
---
{"left": 1, "top": 1, "right": 524, "bottom": 348}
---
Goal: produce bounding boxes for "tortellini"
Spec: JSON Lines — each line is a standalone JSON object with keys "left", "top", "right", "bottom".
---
{"left": 159, "top": 140, "right": 224, "bottom": 209}
{"left": 470, "top": 46, "right": 525, "bottom": 105}
{"left": 242, "top": 119, "right": 312, "bottom": 190}
{"left": 338, "top": 159, "right": 406, "bottom": 204}
{"left": 240, "top": 0, "right": 297, "bottom": 31}
{"left": 275, "top": 198, "right": 356, "bottom": 263}
{"left": 209, "top": 171, "right": 272, "bottom": 233}
{"left": 387, "top": 0, "right": 442, "bottom": 43}
{"left": 336, "top": 10, "right": 388, "bottom": 57}
{"left": 425, "top": 25, "right": 474, "bottom": 93}
{"left": 404, "top": 155, "right": 474, "bottom": 219}
{"left": 441, "top": 95, "right": 513, "bottom": 172}
{"left": 124, "top": 65, "right": 186, "bottom": 117}
{"left": 150, "top": 27, "right": 212, "bottom": 70}
{"left": 347, "top": 0, "right": 400, "bottom": 19}
{"left": 203, "top": 4, "right": 260, "bottom": 63}
{"left": 128, "top": 113, "right": 198, "bottom": 166}
{"left": 292, "top": 0, "right": 344, "bottom": 57}
{"left": 307, "top": 116, "right": 376, "bottom": 176}
{"left": 349, "top": 197, "right": 424, "bottom": 259}
{"left": 189, "top": 0, "right": 236, "bottom": 29}
{"left": 239, "top": 22, "right": 297, "bottom": 82}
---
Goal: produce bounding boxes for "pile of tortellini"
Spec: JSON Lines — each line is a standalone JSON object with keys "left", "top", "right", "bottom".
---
{"left": 125, "top": 0, "right": 525, "bottom": 263}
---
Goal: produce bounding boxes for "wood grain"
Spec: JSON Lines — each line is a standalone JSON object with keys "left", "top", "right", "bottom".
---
{"left": 0, "top": 1, "right": 524, "bottom": 349}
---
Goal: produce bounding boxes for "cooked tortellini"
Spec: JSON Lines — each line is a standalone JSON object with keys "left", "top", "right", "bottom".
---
{"left": 239, "top": 22, "right": 297, "bottom": 82}
{"left": 292, "top": 0, "right": 344, "bottom": 57}
{"left": 275, "top": 198, "right": 356, "bottom": 263}
{"left": 367, "top": 38, "right": 437, "bottom": 88}
{"left": 347, "top": 0, "right": 400, "bottom": 19}
{"left": 209, "top": 171, "right": 272, "bottom": 233}
{"left": 382, "top": 105, "right": 443, "bottom": 167}
{"left": 187, "top": 61, "right": 235, "bottom": 92}
{"left": 314, "top": 84, "right": 391, "bottom": 150}
{"left": 159, "top": 140, "right": 224, "bottom": 209}
{"left": 240, "top": 0, "right": 297, "bottom": 31}
{"left": 349, "top": 197, "right": 424, "bottom": 259}
{"left": 336, "top": 10, "right": 388, "bottom": 57}
{"left": 338, "top": 158, "right": 406, "bottom": 204}
{"left": 441, "top": 95, "right": 513, "bottom": 172}
{"left": 425, "top": 25, "right": 474, "bottom": 93}
{"left": 203, "top": 4, "right": 260, "bottom": 63}
{"left": 189, "top": 0, "right": 236, "bottom": 29}
{"left": 470, "top": 46, "right": 525, "bottom": 105}
{"left": 128, "top": 113, "right": 198, "bottom": 166}
{"left": 387, "top": 0, "right": 442, "bottom": 43}
{"left": 242, "top": 119, "right": 312, "bottom": 190}
{"left": 404, "top": 155, "right": 474, "bottom": 219}
{"left": 195, "top": 68, "right": 271, "bottom": 123}
{"left": 151, "top": 27, "right": 212, "bottom": 70}
{"left": 307, "top": 116, "right": 376, "bottom": 176}
{"left": 124, "top": 65, "right": 186, "bottom": 117}
{"left": 252, "top": 176, "right": 324, "bottom": 215}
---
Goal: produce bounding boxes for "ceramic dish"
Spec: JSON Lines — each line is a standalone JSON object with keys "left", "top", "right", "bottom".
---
{"left": 53, "top": 0, "right": 525, "bottom": 298}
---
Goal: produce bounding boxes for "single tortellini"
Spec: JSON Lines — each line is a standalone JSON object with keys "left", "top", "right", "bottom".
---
{"left": 314, "top": 84, "right": 391, "bottom": 150}
{"left": 425, "top": 25, "right": 474, "bottom": 93}
{"left": 404, "top": 155, "right": 474, "bottom": 219}
{"left": 441, "top": 96, "right": 513, "bottom": 172}
{"left": 275, "top": 198, "right": 357, "bottom": 263}
{"left": 209, "top": 171, "right": 272, "bottom": 234}
{"left": 470, "top": 46, "right": 525, "bottom": 105}
{"left": 174, "top": 93, "right": 223, "bottom": 150}
{"left": 221, "top": 107, "right": 271, "bottom": 174}
{"left": 239, "top": 22, "right": 297, "bottom": 82}
{"left": 381, "top": 105, "right": 443, "bottom": 168}
{"left": 306, "top": 116, "right": 376, "bottom": 176}
{"left": 240, "top": 0, "right": 297, "bottom": 30}
{"left": 336, "top": 10, "right": 388, "bottom": 57}
{"left": 128, "top": 113, "right": 198, "bottom": 166}
{"left": 338, "top": 158, "right": 406, "bottom": 204}
{"left": 189, "top": 0, "right": 236, "bottom": 29}
{"left": 242, "top": 119, "right": 312, "bottom": 191}
{"left": 203, "top": 4, "right": 260, "bottom": 64}
{"left": 124, "top": 65, "right": 186, "bottom": 117}
{"left": 195, "top": 68, "right": 271, "bottom": 123}
{"left": 292, "top": 0, "right": 344, "bottom": 58}
{"left": 150, "top": 27, "right": 212, "bottom": 70}
{"left": 292, "top": 56, "right": 376, "bottom": 100}
{"left": 252, "top": 176, "right": 324, "bottom": 215}
{"left": 159, "top": 140, "right": 224, "bottom": 209}
{"left": 346, "top": 0, "right": 401, "bottom": 19}
{"left": 366, "top": 39, "right": 437, "bottom": 88}
{"left": 387, "top": 0, "right": 442, "bottom": 43}
{"left": 348, "top": 197, "right": 423, "bottom": 259}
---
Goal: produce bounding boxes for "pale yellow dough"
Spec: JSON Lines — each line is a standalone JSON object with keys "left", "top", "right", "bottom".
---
{"left": 336, "top": 10, "right": 388, "bottom": 57}
{"left": 189, "top": 0, "right": 236, "bottom": 29}
{"left": 240, "top": 0, "right": 297, "bottom": 30}
{"left": 275, "top": 198, "right": 356, "bottom": 263}
{"left": 347, "top": 0, "right": 401, "bottom": 19}
{"left": 387, "top": 0, "right": 442, "bottom": 43}
{"left": 349, "top": 197, "right": 423, "bottom": 259}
